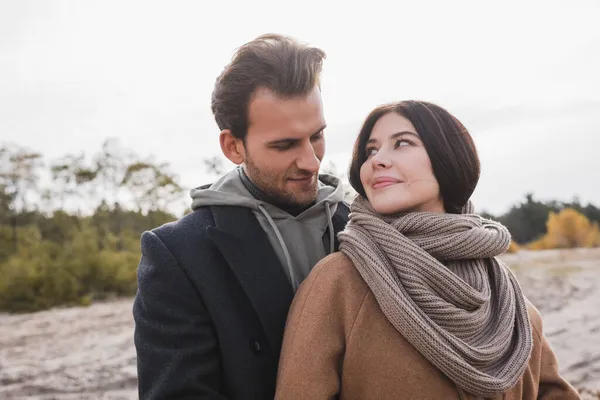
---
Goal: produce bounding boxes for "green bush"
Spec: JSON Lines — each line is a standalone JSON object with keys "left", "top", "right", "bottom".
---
{"left": 0, "top": 223, "right": 141, "bottom": 313}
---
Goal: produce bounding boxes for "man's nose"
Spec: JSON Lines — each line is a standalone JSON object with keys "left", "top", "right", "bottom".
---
{"left": 295, "top": 142, "right": 320, "bottom": 174}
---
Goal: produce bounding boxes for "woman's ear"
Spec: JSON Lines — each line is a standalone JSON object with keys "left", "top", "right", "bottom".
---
{"left": 219, "top": 129, "right": 245, "bottom": 165}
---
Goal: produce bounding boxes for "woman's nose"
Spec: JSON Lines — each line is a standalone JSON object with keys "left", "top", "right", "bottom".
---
{"left": 371, "top": 151, "right": 391, "bottom": 169}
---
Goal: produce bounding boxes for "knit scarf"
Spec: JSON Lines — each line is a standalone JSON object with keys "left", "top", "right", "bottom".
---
{"left": 338, "top": 196, "right": 533, "bottom": 398}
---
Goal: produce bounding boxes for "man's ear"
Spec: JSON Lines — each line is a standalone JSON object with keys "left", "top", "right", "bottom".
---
{"left": 219, "top": 129, "right": 245, "bottom": 165}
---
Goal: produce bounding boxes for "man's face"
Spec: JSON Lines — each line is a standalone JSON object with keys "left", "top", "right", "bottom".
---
{"left": 241, "top": 85, "right": 326, "bottom": 207}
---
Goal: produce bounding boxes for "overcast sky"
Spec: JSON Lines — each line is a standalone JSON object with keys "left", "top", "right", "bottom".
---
{"left": 1, "top": 0, "right": 599, "bottom": 214}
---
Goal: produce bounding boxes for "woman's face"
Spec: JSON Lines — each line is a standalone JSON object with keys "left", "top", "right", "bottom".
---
{"left": 359, "top": 112, "right": 444, "bottom": 215}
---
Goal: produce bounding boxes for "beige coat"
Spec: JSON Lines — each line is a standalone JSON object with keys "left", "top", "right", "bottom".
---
{"left": 275, "top": 252, "right": 580, "bottom": 400}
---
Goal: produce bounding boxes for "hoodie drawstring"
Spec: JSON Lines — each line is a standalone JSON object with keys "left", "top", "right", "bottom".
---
{"left": 257, "top": 202, "right": 336, "bottom": 291}
{"left": 258, "top": 204, "right": 297, "bottom": 290}
{"left": 325, "top": 201, "right": 335, "bottom": 254}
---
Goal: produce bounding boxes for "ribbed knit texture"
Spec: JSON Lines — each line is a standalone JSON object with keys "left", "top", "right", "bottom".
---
{"left": 338, "top": 197, "right": 533, "bottom": 398}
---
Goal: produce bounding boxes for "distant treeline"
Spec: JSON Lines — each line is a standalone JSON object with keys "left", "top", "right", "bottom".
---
{"left": 0, "top": 140, "right": 598, "bottom": 312}
{"left": 481, "top": 193, "right": 600, "bottom": 246}
{"left": 0, "top": 139, "right": 183, "bottom": 312}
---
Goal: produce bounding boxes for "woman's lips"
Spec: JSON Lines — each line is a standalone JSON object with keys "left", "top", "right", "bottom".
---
{"left": 371, "top": 177, "right": 402, "bottom": 189}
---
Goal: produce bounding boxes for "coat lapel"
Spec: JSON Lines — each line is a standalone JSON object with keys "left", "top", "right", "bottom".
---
{"left": 206, "top": 206, "right": 294, "bottom": 354}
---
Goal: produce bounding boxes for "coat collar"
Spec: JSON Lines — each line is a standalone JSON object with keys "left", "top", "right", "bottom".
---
{"left": 206, "top": 205, "right": 294, "bottom": 354}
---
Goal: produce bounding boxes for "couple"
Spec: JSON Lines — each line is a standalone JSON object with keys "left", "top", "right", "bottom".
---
{"left": 132, "top": 34, "right": 578, "bottom": 399}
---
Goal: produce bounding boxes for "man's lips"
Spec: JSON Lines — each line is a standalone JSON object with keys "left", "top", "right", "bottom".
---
{"left": 288, "top": 175, "right": 314, "bottom": 183}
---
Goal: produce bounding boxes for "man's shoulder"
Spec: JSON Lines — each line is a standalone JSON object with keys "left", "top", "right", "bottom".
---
{"left": 336, "top": 200, "right": 350, "bottom": 213}
{"left": 151, "top": 206, "right": 215, "bottom": 241}
{"left": 331, "top": 200, "right": 350, "bottom": 221}
{"left": 142, "top": 206, "right": 252, "bottom": 267}
{"left": 148, "top": 205, "right": 256, "bottom": 245}
{"left": 331, "top": 200, "right": 350, "bottom": 236}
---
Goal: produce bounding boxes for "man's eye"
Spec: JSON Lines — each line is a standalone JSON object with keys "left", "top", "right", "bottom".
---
{"left": 273, "top": 144, "right": 292, "bottom": 151}
{"left": 311, "top": 131, "right": 324, "bottom": 141}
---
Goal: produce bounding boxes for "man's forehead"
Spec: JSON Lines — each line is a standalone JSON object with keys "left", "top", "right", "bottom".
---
{"left": 247, "top": 86, "right": 325, "bottom": 138}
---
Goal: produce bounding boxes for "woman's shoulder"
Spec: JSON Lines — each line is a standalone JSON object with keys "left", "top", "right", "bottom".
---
{"left": 285, "top": 252, "right": 372, "bottom": 339}
{"left": 309, "top": 251, "right": 368, "bottom": 285}
{"left": 524, "top": 297, "right": 544, "bottom": 339}
{"left": 295, "top": 252, "right": 370, "bottom": 304}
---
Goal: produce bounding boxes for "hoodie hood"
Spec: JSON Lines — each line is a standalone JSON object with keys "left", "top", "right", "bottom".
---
{"left": 190, "top": 167, "right": 345, "bottom": 290}
{"left": 190, "top": 167, "right": 344, "bottom": 217}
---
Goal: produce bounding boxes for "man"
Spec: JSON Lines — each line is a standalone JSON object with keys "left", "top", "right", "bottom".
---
{"left": 133, "top": 33, "right": 349, "bottom": 399}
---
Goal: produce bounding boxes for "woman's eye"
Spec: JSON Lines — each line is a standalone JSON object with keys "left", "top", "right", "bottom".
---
{"left": 394, "top": 139, "right": 411, "bottom": 149}
{"left": 366, "top": 148, "right": 378, "bottom": 157}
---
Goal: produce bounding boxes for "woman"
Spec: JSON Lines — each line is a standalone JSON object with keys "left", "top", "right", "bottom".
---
{"left": 275, "top": 101, "right": 579, "bottom": 399}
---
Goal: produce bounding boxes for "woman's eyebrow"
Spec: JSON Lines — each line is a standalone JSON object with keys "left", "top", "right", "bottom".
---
{"left": 366, "top": 131, "right": 419, "bottom": 145}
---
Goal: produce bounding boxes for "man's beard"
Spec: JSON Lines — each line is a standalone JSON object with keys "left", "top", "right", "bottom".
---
{"left": 244, "top": 154, "right": 318, "bottom": 207}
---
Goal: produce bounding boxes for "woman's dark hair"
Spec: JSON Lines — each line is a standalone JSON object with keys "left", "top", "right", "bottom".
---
{"left": 348, "top": 100, "right": 480, "bottom": 214}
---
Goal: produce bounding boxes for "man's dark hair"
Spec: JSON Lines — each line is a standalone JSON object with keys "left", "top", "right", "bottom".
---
{"left": 348, "top": 100, "right": 481, "bottom": 214}
{"left": 211, "top": 33, "right": 326, "bottom": 140}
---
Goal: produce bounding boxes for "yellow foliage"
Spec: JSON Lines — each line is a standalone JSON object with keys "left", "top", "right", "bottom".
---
{"left": 527, "top": 235, "right": 553, "bottom": 250}
{"left": 526, "top": 208, "right": 600, "bottom": 250}
{"left": 545, "top": 208, "right": 593, "bottom": 248}
{"left": 584, "top": 222, "right": 600, "bottom": 248}
{"left": 506, "top": 240, "right": 520, "bottom": 253}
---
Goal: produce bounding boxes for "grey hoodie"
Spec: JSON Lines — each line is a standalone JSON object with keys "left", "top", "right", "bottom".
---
{"left": 190, "top": 167, "right": 345, "bottom": 291}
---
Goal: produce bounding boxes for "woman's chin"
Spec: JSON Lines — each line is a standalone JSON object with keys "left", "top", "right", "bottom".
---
{"left": 370, "top": 201, "right": 413, "bottom": 216}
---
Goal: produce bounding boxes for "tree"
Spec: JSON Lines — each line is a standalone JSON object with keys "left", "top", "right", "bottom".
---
{"left": 528, "top": 208, "right": 600, "bottom": 250}
{"left": 50, "top": 153, "right": 90, "bottom": 211}
{"left": 546, "top": 208, "right": 594, "bottom": 248}
{"left": 506, "top": 240, "right": 521, "bottom": 253}
{"left": 585, "top": 222, "right": 600, "bottom": 248}
{"left": 0, "top": 183, "right": 12, "bottom": 221}
{"left": 497, "top": 193, "right": 559, "bottom": 244}
{"left": 0, "top": 143, "right": 43, "bottom": 250}
{"left": 92, "top": 138, "right": 132, "bottom": 208}
{"left": 203, "top": 155, "right": 228, "bottom": 176}
{"left": 121, "top": 159, "right": 184, "bottom": 228}
{"left": 49, "top": 138, "right": 135, "bottom": 214}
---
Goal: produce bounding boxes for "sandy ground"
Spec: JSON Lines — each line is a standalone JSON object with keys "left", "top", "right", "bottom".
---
{"left": 501, "top": 248, "right": 600, "bottom": 397}
{"left": 0, "top": 299, "right": 137, "bottom": 400}
{"left": 1, "top": 248, "right": 599, "bottom": 399}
